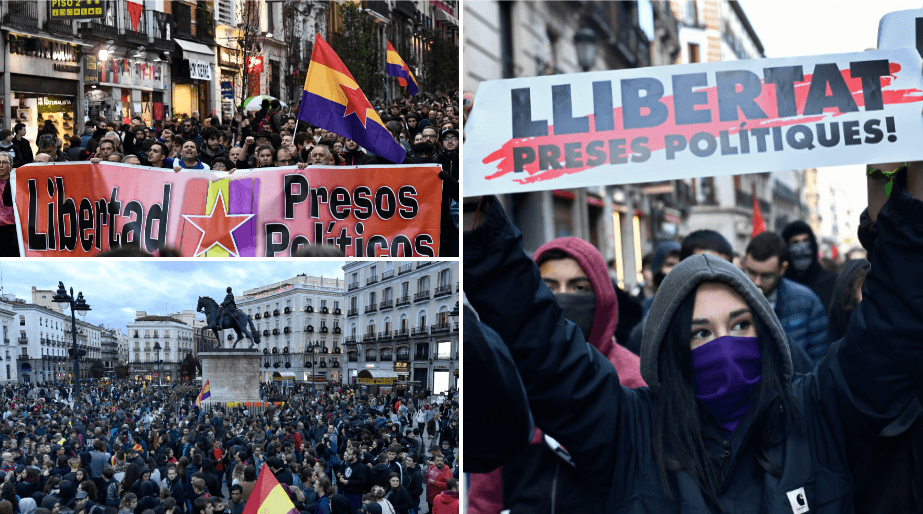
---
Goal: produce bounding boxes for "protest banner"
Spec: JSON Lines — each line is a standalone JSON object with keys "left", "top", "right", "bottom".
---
{"left": 12, "top": 162, "right": 443, "bottom": 257}
{"left": 464, "top": 8, "right": 923, "bottom": 197}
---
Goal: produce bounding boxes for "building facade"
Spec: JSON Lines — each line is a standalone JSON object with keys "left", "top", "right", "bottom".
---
{"left": 99, "top": 326, "right": 121, "bottom": 374}
{"left": 235, "top": 275, "right": 345, "bottom": 384}
{"left": 0, "top": 302, "right": 16, "bottom": 385}
{"left": 342, "top": 261, "right": 458, "bottom": 394}
{"left": 126, "top": 312, "right": 196, "bottom": 383}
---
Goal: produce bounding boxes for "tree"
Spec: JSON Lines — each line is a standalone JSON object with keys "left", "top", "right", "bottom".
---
{"left": 330, "top": 3, "right": 384, "bottom": 101}
{"left": 228, "top": 1, "right": 263, "bottom": 116}
{"left": 179, "top": 353, "right": 201, "bottom": 381}
{"left": 420, "top": 28, "right": 458, "bottom": 95}
{"left": 282, "top": 2, "right": 311, "bottom": 109}
{"left": 89, "top": 362, "right": 105, "bottom": 379}
{"left": 115, "top": 364, "right": 129, "bottom": 379}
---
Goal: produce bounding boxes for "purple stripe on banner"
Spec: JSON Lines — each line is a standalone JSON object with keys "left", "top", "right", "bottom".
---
{"left": 297, "top": 91, "right": 406, "bottom": 164}
{"left": 387, "top": 64, "right": 419, "bottom": 96}
{"left": 230, "top": 178, "right": 258, "bottom": 257}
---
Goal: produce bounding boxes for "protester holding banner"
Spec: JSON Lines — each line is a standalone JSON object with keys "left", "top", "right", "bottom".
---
{"left": 0, "top": 152, "right": 18, "bottom": 257}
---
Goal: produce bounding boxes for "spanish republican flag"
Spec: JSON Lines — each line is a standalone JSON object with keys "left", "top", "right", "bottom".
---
{"left": 195, "top": 380, "right": 211, "bottom": 406}
{"left": 386, "top": 40, "right": 419, "bottom": 96}
{"left": 297, "top": 35, "right": 406, "bottom": 164}
{"left": 242, "top": 463, "right": 298, "bottom": 514}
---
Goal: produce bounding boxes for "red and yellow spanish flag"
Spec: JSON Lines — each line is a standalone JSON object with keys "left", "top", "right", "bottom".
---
{"left": 132, "top": 443, "right": 143, "bottom": 454}
{"left": 386, "top": 40, "right": 419, "bottom": 97}
{"left": 195, "top": 379, "right": 211, "bottom": 406}
{"left": 242, "top": 463, "right": 298, "bottom": 514}
{"left": 297, "top": 34, "right": 406, "bottom": 165}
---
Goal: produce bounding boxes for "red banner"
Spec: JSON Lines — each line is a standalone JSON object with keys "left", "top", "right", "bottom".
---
{"left": 12, "top": 163, "right": 444, "bottom": 257}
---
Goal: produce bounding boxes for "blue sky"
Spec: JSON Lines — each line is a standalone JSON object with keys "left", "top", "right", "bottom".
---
{"left": 0, "top": 260, "right": 346, "bottom": 334}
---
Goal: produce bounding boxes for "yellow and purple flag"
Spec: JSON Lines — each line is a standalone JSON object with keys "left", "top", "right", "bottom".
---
{"left": 386, "top": 40, "right": 419, "bottom": 96}
{"left": 195, "top": 379, "right": 211, "bottom": 406}
{"left": 242, "top": 463, "right": 299, "bottom": 514}
{"left": 297, "top": 34, "right": 406, "bottom": 164}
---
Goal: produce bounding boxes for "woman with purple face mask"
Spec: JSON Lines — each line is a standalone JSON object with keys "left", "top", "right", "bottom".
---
{"left": 465, "top": 162, "right": 923, "bottom": 513}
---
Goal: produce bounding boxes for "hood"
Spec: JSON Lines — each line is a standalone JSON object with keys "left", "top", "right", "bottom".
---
{"left": 781, "top": 220, "right": 821, "bottom": 280}
{"left": 330, "top": 494, "right": 352, "bottom": 514}
{"left": 436, "top": 491, "right": 459, "bottom": 504}
{"left": 370, "top": 463, "right": 390, "bottom": 475}
{"left": 827, "top": 259, "right": 869, "bottom": 344}
{"left": 652, "top": 241, "right": 682, "bottom": 274}
{"left": 640, "top": 254, "right": 793, "bottom": 394}
{"left": 533, "top": 238, "right": 618, "bottom": 357}
{"left": 19, "top": 498, "right": 37, "bottom": 514}
{"left": 140, "top": 480, "right": 154, "bottom": 497}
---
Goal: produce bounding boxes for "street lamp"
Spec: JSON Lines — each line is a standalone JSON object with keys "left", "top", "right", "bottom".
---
{"left": 305, "top": 341, "right": 321, "bottom": 395}
{"left": 574, "top": 23, "right": 599, "bottom": 72}
{"left": 52, "top": 282, "right": 90, "bottom": 404}
{"left": 153, "top": 341, "right": 162, "bottom": 387}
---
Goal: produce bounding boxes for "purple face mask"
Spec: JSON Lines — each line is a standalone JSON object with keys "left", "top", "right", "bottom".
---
{"left": 690, "top": 335, "right": 762, "bottom": 438}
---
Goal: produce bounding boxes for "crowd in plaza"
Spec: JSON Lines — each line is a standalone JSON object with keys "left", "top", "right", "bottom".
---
{"left": 0, "top": 380, "right": 458, "bottom": 514}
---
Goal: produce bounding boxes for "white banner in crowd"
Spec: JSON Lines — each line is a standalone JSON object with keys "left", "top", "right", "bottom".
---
{"left": 464, "top": 9, "right": 923, "bottom": 197}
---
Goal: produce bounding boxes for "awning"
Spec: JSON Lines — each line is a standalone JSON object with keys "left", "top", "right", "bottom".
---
{"left": 272, "top": 371, "right": 296, "bottom": 381}
{"left": 174, "top": 38, "right": 214, "bottom": 60}
{"left": 358, "top": 369, "right": 399, "bottom": 384}
{"left": 435, "top": 8, "right": 458, "bottom": 27}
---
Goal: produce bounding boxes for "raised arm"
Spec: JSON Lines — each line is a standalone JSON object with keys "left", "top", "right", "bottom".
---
{"left": 464, "top": 197, "right": 647, "bottom": 489}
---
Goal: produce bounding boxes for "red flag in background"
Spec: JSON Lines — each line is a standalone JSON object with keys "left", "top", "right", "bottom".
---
{"left": 751, "top": 195, "right": 765, "bottom": 238}
{"left": 241, "top": 463, "right": 299, "bottom": 514}
{"left": 127, "top": 1, "right": 143, "bottom": 31}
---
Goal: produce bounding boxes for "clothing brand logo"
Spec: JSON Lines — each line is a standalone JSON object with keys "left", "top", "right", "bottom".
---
{"left": 786, "top": 487, "right": 809, "bottom": 514}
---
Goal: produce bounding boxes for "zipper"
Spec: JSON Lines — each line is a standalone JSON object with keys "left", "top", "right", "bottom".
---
{"left": 716, "top": 439, "right": 731, "bottom": 484}
{"left": 551, "top": 462, "right": 559, "bottom": 514}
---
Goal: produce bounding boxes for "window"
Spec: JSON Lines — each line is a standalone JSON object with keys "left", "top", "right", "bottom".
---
{"left": 370, "top": 265, "right": 377, "bottom": 277}
{"left": 439, "top": 269, "right": 450, "bottom": 287}
{"left": 145, "top": 353, "right": 150, "bottom": 362}
{"left": 321, "top": 300, "right": 327, "bottom": 309}
{"left": 401, "top": 282, "right": 409, "bottom": 297}
{"left": 320, "top": 319, "right": 327, "bottom": 329}
{"left": 369, "top": 292, "right": 376, "bottom": 305}
{"left": 688, "top": 43, "right": 700, "bottom": 63}
{"left": 334, "top": 301, "right": 340, "bottom": 310}
{"left": 384, "top": 287, "right": 392, "bottom": 301}
{"left": 350, "top": 297, "right": 357, "bottom": 309}
{"left": 367, "top": 322, "right": 375, "bottom": 335}
{"left": 417, "top": 276, "right": 429, "bottom": 291}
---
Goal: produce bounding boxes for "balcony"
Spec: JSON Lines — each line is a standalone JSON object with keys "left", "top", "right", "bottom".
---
{"left": 364, "top": 333, "right": 377, "bottom": 342}
{"left": 365, "top": 355, "right": 378, "bottom": 362}
{"left": 348, "top": 282, "right": 359, "bottom": 291}
{"left": 80, "top": 19, "right": 119, "bottom": 40}
{"left": 305, "top": 306, "right": 314, "bottom": 313}
{"left": 367, "top": 276, "right": 378, "bottom": 286}
{"left": 347, "top": 308, "right": 358, "bottom": 317}
{"left": 396, "top": 296, "right": 411, "bottom": 307}
{"left": 264, "top": 311, "right": 271, "bottom": 318}
{"left": 123, "top": 8, "right": 148, "bottom": 44}
{"left": 18, "top": 337, "right": 27, "bottom": 344}
{"left": 345, "top": 336, "right": 357, "bottom": 344}
{"left": 432, "top": 324, "right": 451, "bottom": 334}
{"left": 411, "top": 326, "right": 428, "bottom": 337}
{"left": 364, "top": 305, "right": 377, "bottom": 314}
{"left": 396, "top": 352, "right": 411, "bottom": 361}
{"left": 382, "top": 270, "right": 394, "bottom": 280}
{"left": 417, "top": 262, "right": 433, "bottom": 269}
{"left": 284, "top": 307, "right": 291, "bottom": 314}
{"left": 4, "top": 1, "right": 38, "bottom": 30}
{"left": 414, "top": 291, "right": 430, "bottom": 302}
{"left": 434, "top": 284, "right": 452, "bottom": 298}
{"left": 399, "top": 264, "right": 413, "bottom": 275}
{"left": 366, "top": 1, "right": 390, "bottom": 18}
{"left": 379, "top": 300, "right": 393, "bottom": 310}
{"left": 44, "top": 2, "right": 74, "bottom": 36}
{"left": 273, "top": 309, "right": 280, "bottom": 316}
{"left": 379, "top": 331, "right": 392, "bottom": 341}
{"left": 272, "top": 329, "right": 280, "bottom": 335}
{"left": 393, "top": 329, "right": 409, "bottom": 339}
{"left": 414, "top": 353, "right": 429, "bottom": 361}
{"left": 380, "top": 353, "right": 393, "bottom": 362}
{"left": 436, "top": 353, "right": 453, "bottom": 360}
{"left": 348, "top": 354, "right": 359, "bottom": 362}
{"left": 321, "top": 307, "right": 329, "bottom": 314}
{"left": 173, "top": 1, "right": 193, "bottom": 38}
{"left": 151, "top": 12, "right": 173, "bottom": 51}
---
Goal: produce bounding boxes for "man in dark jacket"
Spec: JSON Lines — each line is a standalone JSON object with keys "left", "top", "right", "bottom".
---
{"left": 197, "top": 127, "right": 227, "bottom": 167}
{"left": 368, "top": 453, "right": 391, "bottom": 490}
{"left": 781, "top": 220, "right": 838, "bottom": 310}
{"left": 268, "top": 456, "right": 293, "bottom": 486}
{"left": 402, "top": 455, "right": 424, "bottom": 513}
{"left": 11, "top": 123, "right": 33, "bottom": 166}
{"left": 340, "top": 139, "right": 368, "bottom": 166}
{"left": 336, "top": 448, "right": 369, "bottom": 512}
{"left": 743, "top": 232, "right": 829, "bottom": 365}
{"left": 434, "top": 129, "right": 459, "bottom": 257}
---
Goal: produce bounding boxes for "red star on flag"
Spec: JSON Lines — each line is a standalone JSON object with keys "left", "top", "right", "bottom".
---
{"left": 181, "top": 190, "right": 254, "bottom": 257}
{"left": 339, "top": 82, "right": 374, "bottom": 128}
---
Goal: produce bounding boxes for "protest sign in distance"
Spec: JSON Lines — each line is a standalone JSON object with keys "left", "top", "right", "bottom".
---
{"left": 464, "top": 8, "right": 923, "bottom": 197}
{"left": 12, "top": 163, "right": 443, "bottom": 257}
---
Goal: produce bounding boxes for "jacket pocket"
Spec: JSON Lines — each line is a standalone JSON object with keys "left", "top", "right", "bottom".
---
{"left": 773, "top": 472, "right": 851, "bottom": 514}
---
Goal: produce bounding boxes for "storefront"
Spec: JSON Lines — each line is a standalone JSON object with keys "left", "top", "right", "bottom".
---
{"left": 217, "top": 46, "right": 241, "bottom": 120}
{"left": 357, "top": 369, "right": 399, "bottom": 395}
{"left": 172, "top": 38, "right": 216, "bottom": 120}
{"left": 84, "top": 53, "right": 166, "bottom": 126}
{"left": 7, "top": 33, "right": 83, "bottom": 146}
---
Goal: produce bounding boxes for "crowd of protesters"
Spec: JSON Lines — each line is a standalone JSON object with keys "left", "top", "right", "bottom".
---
{"left": 0, "top": 92, "right": 460, "bottom": 257}
{"left": 0, "top": 379, "right": 458, "bottom": 514}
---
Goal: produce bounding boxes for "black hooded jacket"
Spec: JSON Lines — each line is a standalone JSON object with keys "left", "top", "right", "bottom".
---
{"left": 781, "top": 221, "right": 839, "bottom": 310}
{"left": 465, "top": 183, "right": 923, "bottom": 512}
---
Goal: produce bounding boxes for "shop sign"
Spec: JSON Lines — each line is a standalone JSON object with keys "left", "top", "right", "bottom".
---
{"left": 50, "top": 0, "right": 105, "bottom": 19}
{"left": 189, "top": 59, "right": 212, "bottom": 81}
{"left": 85, "top": 89, "right": 111, "bottom": 103}
{"left": 218, "top": 47, "right": 242, "bottom": 68}
{"left": 9, "top": 35, "right": 79, "bottom": 63}
{"left": 394, "top": 362, "right": 409, "bottom": 372}
{"left": 221, "top": 81, "right": 234, "bottom": 99}
{"left": 358, "top": 377, "right": 396, "bottom": 385}
{"left": 54, "top": 63, "right": 81, "bottom": 74}
{"left": 98, "top": 58, "right": 164, "bottom": 90}
{"left": 37, "top": 96, "right": 75, "bottom": 114}
{"left": 84, "top": 55, "right": 99, "bottom": 85}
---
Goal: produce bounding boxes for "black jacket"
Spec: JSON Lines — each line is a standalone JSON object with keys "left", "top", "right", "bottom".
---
{"left": 401, "top": 465, "right": 423, "bottom": 506}
{"left": 433, "top": 149, "right": 459, "bottom": 257}
{"left": 465, "top": 185, "right": 923, "bottom": 513}
{"left": 337, "top": 460, "right": 368, "bottom": 495}
{"left": 11, "top": 137, "right": 33, "bottom": 166}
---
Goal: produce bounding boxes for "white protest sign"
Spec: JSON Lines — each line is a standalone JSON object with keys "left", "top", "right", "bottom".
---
{"left": 463, "top": 9, "right": 923, "bottom": 197}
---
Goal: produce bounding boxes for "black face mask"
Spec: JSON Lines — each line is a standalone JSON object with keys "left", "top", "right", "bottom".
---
{"left": 653, "top": 270, "right": 668, "bottom": 289}
{"left": 412, "top": 142, "right": 434, "bottom": 155}
{"left": 554, "top": 292, "right": 596, "bottom": 342}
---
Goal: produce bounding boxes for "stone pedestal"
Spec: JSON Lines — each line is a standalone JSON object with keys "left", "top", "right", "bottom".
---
{"left": 199, "top": 349, "right": 261, "bottom": 405}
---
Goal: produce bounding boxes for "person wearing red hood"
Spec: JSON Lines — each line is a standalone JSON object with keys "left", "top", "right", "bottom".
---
{"left": 468, "top": 236, "right": 645, "bottom": 514}
{"left": 432, "top": 478, "right": 459, "bottom": 514}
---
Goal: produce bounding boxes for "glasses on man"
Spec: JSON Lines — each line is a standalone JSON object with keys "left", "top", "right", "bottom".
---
{"left": 0, "top": 162, "right": 10, "bottom": 167}
{"left": 443, "top": 136, "right": 458, "bottom": 142}
{"left": 422, "top": 134, "right": 437, "bottom": 140}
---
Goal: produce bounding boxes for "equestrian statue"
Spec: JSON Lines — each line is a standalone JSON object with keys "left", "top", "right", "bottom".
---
{"left": 197, "top": 287, "right": 260, "bottom": 349}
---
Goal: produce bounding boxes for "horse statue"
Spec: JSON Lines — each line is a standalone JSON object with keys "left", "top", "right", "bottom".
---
{"left": 197, "top": 296, "right": 260, "bottom": 349}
